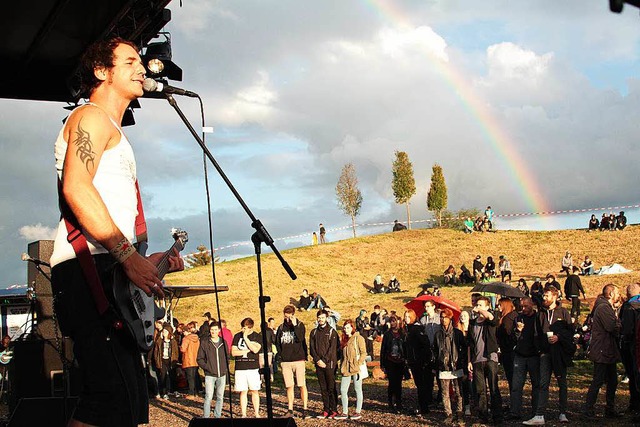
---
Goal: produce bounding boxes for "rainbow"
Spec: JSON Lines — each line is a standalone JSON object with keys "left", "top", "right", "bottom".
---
{"left": 361, "top": 0, "right": 551, "bottom": 216}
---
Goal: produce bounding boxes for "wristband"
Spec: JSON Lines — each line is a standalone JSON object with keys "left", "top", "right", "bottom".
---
{"left": 110, "top": 238, "right": 136, "bottom": 263}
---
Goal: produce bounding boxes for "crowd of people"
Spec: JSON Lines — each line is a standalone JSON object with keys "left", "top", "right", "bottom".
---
{"left": 443, "top": 254, "right": 513, "bottom": 285}
{"left": 588, "top": 212, "right": 628, "bottom": 231}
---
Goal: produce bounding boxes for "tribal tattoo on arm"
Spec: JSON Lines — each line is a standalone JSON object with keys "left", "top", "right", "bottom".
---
{"left": 73, "top": 119, "right": 96, "bottom": 172}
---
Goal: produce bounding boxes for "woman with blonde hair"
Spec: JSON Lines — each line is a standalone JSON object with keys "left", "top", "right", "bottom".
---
{"left": 496, "top": 297, "right": 517, "bottom": 389}
{"left": 335, "top": 319, "right": 367, "bottom": 420}
{"left": 457, "top": 310, "right": 472, "bottom": 415}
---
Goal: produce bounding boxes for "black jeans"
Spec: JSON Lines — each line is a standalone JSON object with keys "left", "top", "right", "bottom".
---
{"left": 501, "top": 271, "right": 512, "bottom": 282}
{"left": 316, "top": 365, "right": 337, "bottom": 413}
{"left": 385, "top": 361, "right": 404, "bottom": 408}
{"left": 501, "top": 351, "right": 515, "bottom": 391}
{"left": 185, "top": 366, "right": 198, "bottom": 396}
{"left": 51, "top": 255, "right": 149, "bottom": 427}
{"left": 159, "top": 359, "right": 172, "bottom": 396}
{"left": 510, "top": 354, "right": 540, "bottom": 417}
{"left": 409, "top": 363, "right": 429, "bottom": 413}
{"left": 585, "top": 362, "right": 618, "bottom": 412}
{"left": 570, "top": 296, "right": 581, "bottom": 319}
{"left": 473, "top": 360, "right": 503, "bottom": 421}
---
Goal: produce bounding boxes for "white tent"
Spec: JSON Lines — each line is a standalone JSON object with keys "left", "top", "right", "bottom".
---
{"left": 595, "top": 263, "right": 633, "bottom": 275}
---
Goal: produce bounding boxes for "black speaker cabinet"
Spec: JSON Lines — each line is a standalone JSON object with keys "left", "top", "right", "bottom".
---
{"left": 188, "top": 417, "right": 297, "bottom": 427}
{"left": 27, "top": 240, "right": 55, "bottom": 340}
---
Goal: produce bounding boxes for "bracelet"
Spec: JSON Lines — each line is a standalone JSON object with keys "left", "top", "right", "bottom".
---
{"left": 110, "top": 238, "right": 136, "bottom": 263}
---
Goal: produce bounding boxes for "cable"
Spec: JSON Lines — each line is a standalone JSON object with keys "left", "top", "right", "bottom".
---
{"left": 196, "top": 95, "right": 235, "bottom": 419}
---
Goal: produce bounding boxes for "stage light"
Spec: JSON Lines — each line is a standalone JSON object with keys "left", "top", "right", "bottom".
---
{"left": 142, "top": 33, "right": 182, "bottom": 81}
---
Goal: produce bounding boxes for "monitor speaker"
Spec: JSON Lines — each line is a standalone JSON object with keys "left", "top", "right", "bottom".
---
{"left": 188, "top": 417, "right": 297, "bottom": 427}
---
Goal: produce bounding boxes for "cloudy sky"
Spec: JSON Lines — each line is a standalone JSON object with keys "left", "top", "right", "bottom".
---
{"left": 2, "top": 0, "right": 640, "bottom": 286}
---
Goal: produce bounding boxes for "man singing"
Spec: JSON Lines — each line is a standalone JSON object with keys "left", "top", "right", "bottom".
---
{"left": 50, "top": 38, "right": 183, "bottom": 426}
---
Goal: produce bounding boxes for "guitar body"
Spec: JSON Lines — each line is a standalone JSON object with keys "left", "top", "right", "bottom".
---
{"left": 112, "top": 229, "right": 188, "bottom": 352}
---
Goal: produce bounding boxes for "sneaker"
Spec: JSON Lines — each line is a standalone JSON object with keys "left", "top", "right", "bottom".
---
{"left": 162, "top": 394, "right": 169, "bottom": 400}
{"left": 316, "top": 411, "right": 329, "bottom": 419}
{"left": 284, "top": 410, "right": 294, "bottom": 418}
{"left": 334, "top": 413, "right": 349, "bottom": 420}
{"left": 328, "top": 411, "right": 338, "bottom": 419}
{"left": 559, "top": 413, "right": 569, "bottom": 423}
{"left": 301, "top": 410, "right": 309, "bottom": 419}
{"left": 350, "top": 413, "right": 362, "bottom": 420}
{"left": 523, "top": 415, "right": 545, "bottom": 425}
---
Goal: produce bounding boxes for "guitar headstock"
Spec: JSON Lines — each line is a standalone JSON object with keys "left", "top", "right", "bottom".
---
{"left": 171, "top": 228, "right": 189, "bottom": 251}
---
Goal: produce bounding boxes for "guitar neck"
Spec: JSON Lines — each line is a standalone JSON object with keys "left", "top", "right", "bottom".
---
{"left": 156, "top": 240, "right": 184, "bottom": 280}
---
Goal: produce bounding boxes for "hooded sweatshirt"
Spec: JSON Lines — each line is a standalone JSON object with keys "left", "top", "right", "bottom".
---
{"left": 276, "top": 318, "right": 307, "bottom": 362}
{"left": 197, "top": 337, "right": 228, "bottom": 377}
{"left": 181, "top": 333, "right": 200, "bottom": 368}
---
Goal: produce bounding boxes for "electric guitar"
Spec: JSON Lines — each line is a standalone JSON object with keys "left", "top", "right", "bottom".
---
{"left": 113, "top": 228, "right": 188, "bottom": 352}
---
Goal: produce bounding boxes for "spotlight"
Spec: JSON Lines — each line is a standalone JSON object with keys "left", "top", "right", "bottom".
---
{"left": 141, "top": 33, "right": 182, "bottom": 81}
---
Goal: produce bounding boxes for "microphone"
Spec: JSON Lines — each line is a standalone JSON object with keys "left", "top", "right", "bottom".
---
{"left": 21, "top": 253, "right": 51, "bottom": 268}
{"left": 143, "top": 78, "right": 199, "bottom": 98}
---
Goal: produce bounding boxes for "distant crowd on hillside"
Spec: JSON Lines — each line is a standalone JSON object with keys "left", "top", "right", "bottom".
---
{"left": 588, "top": 212, "right": 627, "bottom": 231}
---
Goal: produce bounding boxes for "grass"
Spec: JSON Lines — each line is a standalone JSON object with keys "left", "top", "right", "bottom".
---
{"left": 166, "top": 225, "right": 640, "bottom": 333}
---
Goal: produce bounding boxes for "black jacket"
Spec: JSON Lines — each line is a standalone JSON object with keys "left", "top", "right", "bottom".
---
{"left": 496, "top": 310, "right": 518, "bottom": 354}
{"left": 197, "top": 337, "right": 228, "bottom": 377}
{"left": 276, "top": 319, "right": 307, "bottom": 362}
{"left": 534, "top": 305, "right": 572, "bottom": 355}
{"left": 589, "top": 295, "right": 621, "bottom": 364}
{"left": 433, "top": 325, "right": 467, "bottom": 372}
{"left": 467, "top": 314, "right": 498, "bottom": 361}
{"left": 512, "top": 312, "right": 537, "bottom": 357}
{"left": 564, "top": 274, "right": 585, "bottom": 298}
{"left": 405, "top": 322, "right": 431, "bottom": 366}
{"left": 309, "top": 324, "right": 339, "bottom": 369}
{"left": 380, "top": 329, "right": 406, "bottom": 369}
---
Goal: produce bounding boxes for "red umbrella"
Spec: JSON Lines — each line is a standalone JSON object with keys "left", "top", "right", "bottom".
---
{"left": 404, "top": 295, "right": 462, "bottom": 323}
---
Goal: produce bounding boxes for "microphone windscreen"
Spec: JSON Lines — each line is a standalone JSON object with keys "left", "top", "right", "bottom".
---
{"left": 143, "top": 78, "right": 158, "bottom": 92}
{"left": 21, "top": 253, "right": 29, "bottom": 261}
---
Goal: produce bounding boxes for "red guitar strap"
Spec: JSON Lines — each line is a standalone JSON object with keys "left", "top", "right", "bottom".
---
{"left": 57, "top": 178, "right": 147, "bottom": 315}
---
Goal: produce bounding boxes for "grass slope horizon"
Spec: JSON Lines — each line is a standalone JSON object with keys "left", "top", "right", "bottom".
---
{"left": 167, "top": 226, "right": 640, "bottom": 330}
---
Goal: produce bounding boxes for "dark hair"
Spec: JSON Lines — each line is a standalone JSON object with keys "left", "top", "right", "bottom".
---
{"left": 602, "top": 284, "right": 617, "bottom": 299}
{"left": 283, "top": 305, "right": 296, "bottom": 315}
{"left": 476, "top": 296, "right": 491, "bottom": 306}
{"left": 209, "top": 321, "right": 220, "bottom": 329}
{"left": 317, "top": 309, "right": 329, "bottom": 318}
{"left": 241, "top": 317, "right": 254, "bottom": 328}
{"left": 79, "top": 37, "right": 139, "bottom": 98}
{"left": 340, "top": 319, "right": 356, "bottom": 348}
{"left": 267, "top": 317, "right": 275, "bottom": 323}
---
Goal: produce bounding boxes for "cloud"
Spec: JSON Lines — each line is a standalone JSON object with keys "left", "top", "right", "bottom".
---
{"left": 19, "top": 224, "right": 56, "bottom": 241}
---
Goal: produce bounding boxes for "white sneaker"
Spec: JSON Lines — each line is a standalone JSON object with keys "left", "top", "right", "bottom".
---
{"left": 559, "top": 413, "right": 568, "bottom": 423}
{"left": 523, "top": 415, "right": 545, "bottom": 425}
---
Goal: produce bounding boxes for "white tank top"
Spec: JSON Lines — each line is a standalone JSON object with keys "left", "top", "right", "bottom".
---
{"left": 50, "top": 103, "right": 138, "bottom": 267}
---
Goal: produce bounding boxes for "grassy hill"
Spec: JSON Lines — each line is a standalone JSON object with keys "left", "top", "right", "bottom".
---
{"left": 167, "top": 226, "right": 640, "bottom": 330}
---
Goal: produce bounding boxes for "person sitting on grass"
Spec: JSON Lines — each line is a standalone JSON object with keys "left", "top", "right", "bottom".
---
{"left": 459, "top": 265, "right": 474, "bottom": 284}
{"left": 588, "top": 214, "right": 599, "bottom": 231}
{"left": 580, "top": 256, "right": 594, "bottom": 276}
{"left": 298, "top": 289, "right": 326, "bottom": 311}
{"left": 464, "top": 217, "right": 474, "bottom": 234}
{"left": 388, "top": 274, "right": 402, "bottom": 292}
{"left": 370, "top": 274, "right": 387, "bottom": 294}
{"left": 444, "top": 265, "right": 459, "bottom": 285}
{"left": 616, "top": 211, "right": 627, "bottom": 230}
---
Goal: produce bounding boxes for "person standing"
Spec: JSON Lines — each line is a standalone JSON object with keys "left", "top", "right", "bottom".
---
{"left": 197, "top": 322, "right": 228, "bottom": 419}
{"left": 154, "top": 324, "right": 179, "bottom": 399}
{"left": 404, "top": 309, "right": 431, "bottom": 417}
{"left": 231, "top": 318, "right": 262, "bottom": 418}
{"left": 380, "top": 315, "right": 406, "bottom": 414}
{"left": 335, "top": 320, "right": 367, "bottom": 420}
{"left": 312, "top": 232, "right": 318, "bottom": 245}
{"left": 433, "top": 308, "right": 467, "bottom": 424}
{"left": 507, "top": 298, "right": 540, "bottom": 421}
{"left": 485, "top": 206, "right": 494, "bottom": 230}
{"left": 564, "top": 266, "right": 587, "bottom": 320}
{"left": 199, "top": 312, "right": 213, "bottom": 339}
{"left": 319, "top": 223, "right": 326, "bottom": 244}
{"left": 467, "top": 296, "right": 502, "bottom": 424}
{"left": 219, "top": 319, "right": 233, "bottom": 354}
{"left": 49, "top": 38, "right": 185, "bottom": 426}
{"left": 181, "top": 322, "right": 201, "bottom": 399}
{"left": 260, "top": 317, "right": 276, "bottom": 383}
{"left": 276, "top": 305, "right": 309, "bottom": 418}
{"left": 524, "top": 286, "right": 572, "bottom": 425}
{"left": 584, "top": 284, "right": 623, "bottom": 418}
{"left": 620, "top": 284, "right": 640, "bottom": 416}
{"left": 497, "top": 297, "right": 518, "bottom": 390}
{"left": 309, "top": 309, "right": 339, "bottom": 419}
{"left": 420, "top": 300, "right": 440, "bottom": 408}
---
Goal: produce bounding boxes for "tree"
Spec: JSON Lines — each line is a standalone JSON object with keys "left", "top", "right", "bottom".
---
{"left": 391, "top": 151, "right": 416, "bottom": 229}
{"left": 335, "top": 163, "right": 363, "bottom": 238}
{"left": 427, "top": 163, "right": 448, "bottom": 227}
{"left": 186, "top": 244, "right": 219, "bottom": 267}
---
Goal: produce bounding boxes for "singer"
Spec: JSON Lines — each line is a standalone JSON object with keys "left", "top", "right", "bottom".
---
{"left": 49, "top": 38, "right": 183, "bottom": 427}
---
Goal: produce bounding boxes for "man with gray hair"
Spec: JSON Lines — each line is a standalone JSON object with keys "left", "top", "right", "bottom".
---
{"left": 584, "top": 284, "right": 622, "bottom": 418}
{"left": 620, "top": 283, "right": 640, "bottom": 416}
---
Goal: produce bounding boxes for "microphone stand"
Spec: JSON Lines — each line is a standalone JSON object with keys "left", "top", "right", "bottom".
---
{"left": 164, "top": 94, "right": 296, "bottom": 424}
